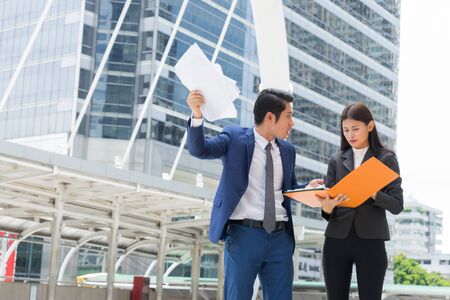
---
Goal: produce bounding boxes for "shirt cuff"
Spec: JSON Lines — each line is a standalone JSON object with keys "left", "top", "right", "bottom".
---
{"left": 190, "top": 116, "right": 203, "bottom": 127}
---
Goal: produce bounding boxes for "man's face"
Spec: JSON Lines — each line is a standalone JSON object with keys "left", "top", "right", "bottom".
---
{"left": 271, "top": 103, "right": 294, "bottom": 140}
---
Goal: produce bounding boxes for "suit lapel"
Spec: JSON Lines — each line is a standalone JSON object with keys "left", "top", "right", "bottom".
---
{"left": 342, "top": 148, "right": 354, "bottom": 172}
{"left": 362, "top": 147, "right": 375, "bottom": 163}
{"left": 245, "top": 128, "right": 255, "bottom": 172}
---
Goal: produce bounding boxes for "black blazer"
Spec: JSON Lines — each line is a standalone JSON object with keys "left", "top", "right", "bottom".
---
{"left": 322, "top": 148, "right": 403, "bottom": 240}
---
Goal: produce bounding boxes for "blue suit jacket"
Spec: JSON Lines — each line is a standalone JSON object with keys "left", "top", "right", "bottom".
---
{"left": 187, "top": 120, "right": 306, "bottom": 244}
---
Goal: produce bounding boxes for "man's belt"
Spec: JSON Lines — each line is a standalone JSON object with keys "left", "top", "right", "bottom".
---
{"left": 229, "top": 218, "right": 287, "bottom": 231}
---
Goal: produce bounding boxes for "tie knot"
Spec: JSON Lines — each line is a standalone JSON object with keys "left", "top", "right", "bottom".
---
{"left": 265, "top": 143, "right": 272, "bottom": 152}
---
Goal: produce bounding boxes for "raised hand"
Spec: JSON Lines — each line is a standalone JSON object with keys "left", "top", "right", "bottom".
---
{"left": 187, "top": 90, "right": 205, "bottom": 119}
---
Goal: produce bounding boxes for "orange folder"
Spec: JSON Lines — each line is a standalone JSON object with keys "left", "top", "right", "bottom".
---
{"left": 283, "top": 188, "right": 326, "bottom": 208}
{"left": 284, "top": 157, "right": 399, "bottom": 208}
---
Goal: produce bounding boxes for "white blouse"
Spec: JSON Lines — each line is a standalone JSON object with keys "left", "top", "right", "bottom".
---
{"left": 352, "top": 146, "right": 369, "bottom": 169}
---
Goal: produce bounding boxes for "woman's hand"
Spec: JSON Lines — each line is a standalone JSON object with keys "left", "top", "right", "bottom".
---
{"left": 307, "top": 178, "right": 324, "bottom": 188}
{"left": 318, "top": 193, "right": 349, "bottom": 214}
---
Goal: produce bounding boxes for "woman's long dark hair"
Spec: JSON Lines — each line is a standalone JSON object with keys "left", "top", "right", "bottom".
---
{"left": 340, "top": 103, "right": 385, "bottom": 153}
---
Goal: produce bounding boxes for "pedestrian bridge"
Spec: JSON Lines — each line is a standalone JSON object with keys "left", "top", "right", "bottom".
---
{"left": 0, "top": 139, "right": 218, "bottom": 299}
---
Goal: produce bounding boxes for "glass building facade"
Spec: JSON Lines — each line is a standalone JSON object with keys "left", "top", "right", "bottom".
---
{"left": 0, "top": 0, "right": 400, "bottom": 177}
{"left": 0, "top": 0, "right": 400, "bottom": 282}
{"left": 0, "top": 0, "right": 80, "bottom": 141}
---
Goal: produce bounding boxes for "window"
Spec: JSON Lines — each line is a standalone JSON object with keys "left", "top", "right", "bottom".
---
{"left": 15, "top": 238, "right": 43, "bottom": 280}
{"left": 82, "top": 25, "right": 94, "bottom": 56}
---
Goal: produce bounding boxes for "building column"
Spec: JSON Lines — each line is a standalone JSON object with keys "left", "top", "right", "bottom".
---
{"left": 296, "top": 202, "right": 302, "bottom": 217}
{"left": 156, "top": 213, "right": 167, "bottom": 300}
{"left": 217, "top": 248, "right": 224, "bottom": 300}
{"left": 191, "top": 242, "right": 200, "bottom": 300}
{"left": 106, "top": 199, "right": 120, "bottom": 300}
{"left": 47, "top": 183, "right": 66, "bottom": 300}
{"left": 293, "top": 248, "right": 300, "bottom": 281}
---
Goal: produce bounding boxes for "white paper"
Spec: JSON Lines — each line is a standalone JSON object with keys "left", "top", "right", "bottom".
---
{"left": 174, "top": 43, "right": 240, "bottom": 121}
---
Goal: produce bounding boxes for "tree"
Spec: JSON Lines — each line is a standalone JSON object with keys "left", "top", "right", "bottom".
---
{"left": 426, "top": 271, "right": 450, "bottom": 287}
{"left": 394, "top": 254, "right": 450, "bottom": 287}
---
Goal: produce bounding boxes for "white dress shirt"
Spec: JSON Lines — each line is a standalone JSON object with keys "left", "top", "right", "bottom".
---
{"left": 353, "top": 146, "right": 369, "bottom": 169}
{"left": 230, "top": 128, "right": 287, "bottom": 221}
{"left": 190, "top": 117, "right": 287, "bottom": 221}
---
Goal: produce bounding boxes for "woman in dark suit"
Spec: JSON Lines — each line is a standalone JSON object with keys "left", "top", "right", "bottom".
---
{"left": 319, "top": 102, "right": 403, "bottom": 300}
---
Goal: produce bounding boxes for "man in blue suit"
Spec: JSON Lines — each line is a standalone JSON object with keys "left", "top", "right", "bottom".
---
{"left": 186, "top": 88, "right": 323, "bottom": 299}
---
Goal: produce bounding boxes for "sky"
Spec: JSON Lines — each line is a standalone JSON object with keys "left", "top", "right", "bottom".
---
{"left": 397, "top": 0, "right": 450, "bottom": 253}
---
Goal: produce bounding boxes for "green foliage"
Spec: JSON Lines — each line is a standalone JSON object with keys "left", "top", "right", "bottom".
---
{"left": 394, "top": 254, "right": 450, "bottom": 287}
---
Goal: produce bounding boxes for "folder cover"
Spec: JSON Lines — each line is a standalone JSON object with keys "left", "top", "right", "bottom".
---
{"left": 284, "top": 157, "right": 399, "bottom": 208}
{"left": 283, "top": 188, "right": 327, "bottom": 208}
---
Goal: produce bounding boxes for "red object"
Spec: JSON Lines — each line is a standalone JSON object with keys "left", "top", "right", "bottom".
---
{"left": 0, "top": 232, "right": 18, "bottom": 282}
{"left": 131, "top": 276, "right": 151, "bottom": 300}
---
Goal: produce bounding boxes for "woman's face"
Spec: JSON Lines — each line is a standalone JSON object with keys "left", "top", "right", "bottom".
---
{"left": 342, "top": 118, "right": 374, "bottom": 149}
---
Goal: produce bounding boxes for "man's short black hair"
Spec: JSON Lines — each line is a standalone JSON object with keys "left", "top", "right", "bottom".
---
{"left": 253, "top": 88, "right": 294, "bottom": 125}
